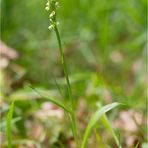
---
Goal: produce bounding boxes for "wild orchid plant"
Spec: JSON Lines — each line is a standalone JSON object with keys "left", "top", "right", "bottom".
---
{"left": 44, "top": 0, "right": 120, "bottom": 148}
{"left": 5, "top": 1, "right": 120, "bottom": 148}
{"left": 45, "top": 0, "right": 79, "bottom": 147}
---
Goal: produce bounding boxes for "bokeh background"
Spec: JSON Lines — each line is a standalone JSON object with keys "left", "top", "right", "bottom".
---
{"left": 0, "top": 0, "right": 147, "bottom": 147}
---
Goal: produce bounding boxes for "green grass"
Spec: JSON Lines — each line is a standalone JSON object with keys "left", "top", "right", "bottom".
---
{"left": 30, "top": 86, "right": 72, "bottom": 114}
{"left": 6, "top": 101, "right": 15, "bottom": 148}
{"left": 81, "top": 102, "right": 120, "bottom": 148}
{"left": 1, "top": 0, "right": 147, "bottom": 147}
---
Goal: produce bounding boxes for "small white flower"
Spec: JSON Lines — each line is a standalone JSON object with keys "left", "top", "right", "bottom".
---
{"left": 45, "top": 0, "right": 60, "bottom": 31}
{"left": 49, "top": 18, "right": 53, "bottom": 22}
{"left": 48, "top": 24, "right": 54, "bottom": 30}
{"left": 49, "top": 11, "right": 55, "bottom": 18}
{"left": 46, "top": 1, "right": 49, "bottom": 6}
{"left": 45, "top": 6, "right": 49, "bottom": 11}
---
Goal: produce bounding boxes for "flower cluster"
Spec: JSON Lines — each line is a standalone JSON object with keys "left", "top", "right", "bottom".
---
{"left": 45, "top": 0, "right": 59, "bottom": 30}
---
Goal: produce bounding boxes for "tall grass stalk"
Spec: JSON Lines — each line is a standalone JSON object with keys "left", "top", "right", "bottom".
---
{"left": 54, "top": 23, "right": 79, "bottom": 148}
{"left": 6, "top": 101, "right": 14, "bottom": 148}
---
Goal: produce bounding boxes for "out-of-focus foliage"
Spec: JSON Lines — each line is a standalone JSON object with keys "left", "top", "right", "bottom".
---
{"left": 0, "top": 0, "right": 147, "bottom": 147}
{"left": 1, "top": 0, "right": 146, "bottom": 84}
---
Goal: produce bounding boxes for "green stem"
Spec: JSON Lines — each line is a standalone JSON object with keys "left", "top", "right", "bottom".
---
{"left": 54, "top": 25, "right": 79, "bottom": 148}
{"left": 54, "top": 26, "right": 73, "bottom": 107}
{"left": 70, "top": 113, "right": 79, "bottom": 148}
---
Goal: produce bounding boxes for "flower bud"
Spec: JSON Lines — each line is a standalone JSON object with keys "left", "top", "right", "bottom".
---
{"left": 49, "top": 11, "right": 55, "bottom": 18}
{"left": 48, "top": 24, "right": 54, "bottom": 30}
{"left": 45, "top": 6, "right": 49, "bottom": 11}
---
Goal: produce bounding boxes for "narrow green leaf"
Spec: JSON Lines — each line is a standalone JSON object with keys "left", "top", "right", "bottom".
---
{"left": 97, "top": 103, "right": 121, "bottom": 147}
{"left": 135, "top": 142, "right": 139, "bottom": 148}
{"left": 30, "top": 86, "right": 72, "bottom": 114}
{"left": 81, "top": 102, "right": 120, "bottom": 148}
{"left": 10, "top": 88, "right": 59, "bottom": 101}
{"left": 1, "top": 117, "right": 21, "bottom": 130}
{"left": 6, "top": 101, "right": 15, "bottom": 148}
{"left": 101, "top": 115, "right": 121, "bottom": 147}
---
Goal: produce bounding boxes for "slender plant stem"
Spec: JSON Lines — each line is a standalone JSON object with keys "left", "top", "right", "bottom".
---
{"left": 70, "top": 113, "right": 79, "bottom": 148}
{"left": 54, "top": 25, "right": 79, "bottom": 148}
{"left": 54, "top": 26, "right": 73, "bottom": 107}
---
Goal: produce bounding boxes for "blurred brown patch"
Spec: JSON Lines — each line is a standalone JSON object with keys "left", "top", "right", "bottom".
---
{"left": 0, "top": 41, "right": 18, "bottom": 69}
{"left": 114, "top": 110, "right": 143, "bottom": 132}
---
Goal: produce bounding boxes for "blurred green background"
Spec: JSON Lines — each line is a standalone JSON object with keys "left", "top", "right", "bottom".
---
{"left": 0, "top": 0, "right": 147, "bottom": 147}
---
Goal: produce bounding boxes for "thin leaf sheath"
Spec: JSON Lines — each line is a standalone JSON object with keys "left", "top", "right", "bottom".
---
{"left": 54, "top": 26, "right": 73, "bottom": 108}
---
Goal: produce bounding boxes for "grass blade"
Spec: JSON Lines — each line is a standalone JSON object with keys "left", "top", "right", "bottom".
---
{"left": 29, "top": 86, "right": 72, "bottom": 114}
{"left": 1, "top": 117, "right": 21, "bottom": 130}
{"left": 97, "top": 103, "right": 121, "bottom": 147}
{"left": 135, "top": 142, "right": 139, "bottom": 148}
{"left": 6, "top": 101, "right": 14, "bottom": 148}
{"left": 81, "top": 102, "right": 120, "bottom": 148}
{"left": 101, "top": 115, "right": 121, "bottom": 147}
